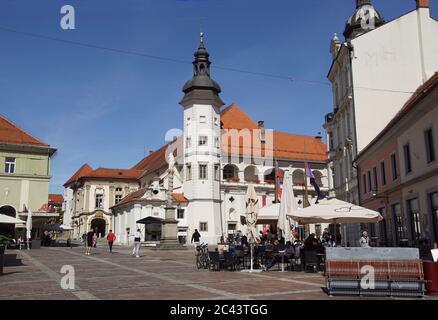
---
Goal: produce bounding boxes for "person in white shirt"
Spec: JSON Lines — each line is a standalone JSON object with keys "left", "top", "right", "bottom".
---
{"left": 360, "top": 231, "right": 371, "bottom": 248}
{"left": 130, "top": 229, "right": 143, "bottom": 258}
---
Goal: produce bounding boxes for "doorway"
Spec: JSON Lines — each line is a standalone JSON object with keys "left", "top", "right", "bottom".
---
{"left": 91, "top": 218, "right": 106, "bottom": 238}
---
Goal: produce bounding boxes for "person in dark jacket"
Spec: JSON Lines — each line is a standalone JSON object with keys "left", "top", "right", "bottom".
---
{"left": 191, "top": 229, "right": 201, "bottom": 248}
{"left": 85, "top": 229, "right": 94, "bottom": 256}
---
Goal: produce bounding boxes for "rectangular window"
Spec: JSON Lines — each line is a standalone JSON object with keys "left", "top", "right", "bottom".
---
{"left": 403, "top": 144, "right": 412, "bottom": 174}
{"left": 177, "top": 209, "right": 184, "bottom": 219}
{"left": 407, "top": 198, "right": 421, "bottom": 244}
{"left": 391, "top": 154, "right": 398, "bottom": 181}
{"left": 378, "top": 208, "right": 388, "bottom": 246}
{"left": 363, "top": 174, "right": 367, "bottom": 194}
{"left": 5, "top": 157, "right": 16, "bottom": 174}
{"left": 367, "top": 171, "right": 372, "bottom": 193}
{"left": 199, "top": 222, "right": 208, "bottom": 232}
{"left": 380, "top": 161, "right": 387, "bottom": 186}
{"left": 186, "top": 137, "right": 192, "bottom": 148}
{"left": 214, "top": 117, "right": 219, "bottom": 126}
{"left": 95, "top": 194, "right": 103, "bottom": 209}
{"left": 199, "top": 164, "right": 207, "bottom": 180}
{"left": 430, "top": 192, "right": 438, "bottom": 244}
{"left": 199, "top": 136, "right": 208, "bottom": 146}
{"left": 391, "top": 203, "right": 405, "bottom": 246}
{"left": 214, "top": 164, "right": 220, "bottom": 181}
{"left": 186, "top": 164, "right": 192, "bottom": 181}
{"left": 425, "top": 128, "right": 436, "bottom": 163}
{"left": 215, "top": 137, "right": 220, "bottom": 149}
{"left": 373, "top": 167, "right": 378, "bottom": 192}
{"left": 199, "top": 115, "right": 206, "bottom": 123}
{"left": 115, "top": 195, "right": 122, "bottom": 204}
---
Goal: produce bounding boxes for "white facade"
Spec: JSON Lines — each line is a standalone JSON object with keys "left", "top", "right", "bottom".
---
{"left": 68, "top": 179, "right": 138, "bottom": 239}
{"left": 63, "top": 187, "right": 74, "bottom": 227}
{"left": 325, "top": 3, "right": 438, "bottom": 246}
{"left": 182, "top": 103, "right": 222, "bottom": 245}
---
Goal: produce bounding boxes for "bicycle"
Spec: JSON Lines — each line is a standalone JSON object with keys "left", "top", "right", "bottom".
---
{"left": 195, "top": 243, "right": 210, "bottom": 270}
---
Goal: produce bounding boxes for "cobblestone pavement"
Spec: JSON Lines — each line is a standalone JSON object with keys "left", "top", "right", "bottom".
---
{"left": 1, "top": 245, "right": 436, "bottom": 300}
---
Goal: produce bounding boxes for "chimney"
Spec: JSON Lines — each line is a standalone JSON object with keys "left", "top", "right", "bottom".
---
{"left": 416, "top": 0, "right": 429, "bottom": 8}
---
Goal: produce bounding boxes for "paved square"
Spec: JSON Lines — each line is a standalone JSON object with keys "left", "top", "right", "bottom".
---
{"left": 1, "top": 245, "right": 436, "bottom": 300}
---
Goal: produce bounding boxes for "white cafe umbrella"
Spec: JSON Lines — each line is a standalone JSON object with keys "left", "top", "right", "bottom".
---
{"left": 0, "top": 214, "right": 24, "bottom": 224}
{"left": 60, "top": 225, "right": 74, "bottom": 230}
{"left": 277, "top": 170, "right": 297, "bottom": 243}
{"left": 241, "top": 184, "right": 262, "bottom": 273}
{"left": 287, "top": 198, "right": 383, "bottom": 225}
{"left": 245, "top": 184, "right": 260, "bottom": 243}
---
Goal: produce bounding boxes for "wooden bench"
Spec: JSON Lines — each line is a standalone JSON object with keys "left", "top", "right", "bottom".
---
{"left": 325, "top": 259, "right": 425, "bottom": 297}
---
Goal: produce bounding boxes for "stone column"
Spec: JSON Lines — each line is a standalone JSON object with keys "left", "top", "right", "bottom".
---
{"left": 159, "top": 168, "right": 185, "bottom": 250}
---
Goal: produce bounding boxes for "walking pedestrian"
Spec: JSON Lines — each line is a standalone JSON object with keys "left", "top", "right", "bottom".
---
{"left": 130, "top": 229, "right": 143, "bottom": 258}
{"left": 191, "top": 229, "right": 201, "bottom": 248}
{"left": 106, "top": 230, "right": 116, "bottom": 253}
{"left": 92, "top": 233, "right": 97, "bottom": 248}
{"left": 85, "top": 228, "right": 94, "bottom": 256}
{"left": 81, "top": 233, "right": 87, "bottom": 248}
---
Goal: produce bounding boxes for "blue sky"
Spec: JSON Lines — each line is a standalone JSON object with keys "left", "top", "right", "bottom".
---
{"left": 0, "top": 0, "right": 435, "bottom": 194}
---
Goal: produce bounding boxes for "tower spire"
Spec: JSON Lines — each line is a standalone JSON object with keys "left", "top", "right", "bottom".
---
{"left": 199, "top": 32, "right": 205, "bottom": 48}
{"left": 356, "top": 0, "right": 371, "bottom": 8}
{"left": 180, "top": 33, "right": 225, "bottom": 108}
{"left": 344, "top": 0, "right": 385, "bottom": 40}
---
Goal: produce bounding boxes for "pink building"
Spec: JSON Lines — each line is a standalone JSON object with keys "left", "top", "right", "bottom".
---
{"left": 356, "top": 73, "right": 438, "bottom": 249}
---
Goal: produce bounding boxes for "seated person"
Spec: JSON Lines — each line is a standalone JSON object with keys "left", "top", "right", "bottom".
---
{"left": 263, "top": 241, "right": 295, "bottom": 271}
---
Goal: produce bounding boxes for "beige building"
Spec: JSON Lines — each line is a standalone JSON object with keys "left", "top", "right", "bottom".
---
{"left": 0, "top": 115, "right": 57, "bottom": 239}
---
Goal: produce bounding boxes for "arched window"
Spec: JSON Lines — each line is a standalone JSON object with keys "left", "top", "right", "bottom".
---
{"left": 244, "top": 166, "right": 259, "bottom": 183}
{"left": 292, "top": 170, "right": 305, "bottom": 186}
{"left": 223, "top": 164, "right": 239, "bottom": 182}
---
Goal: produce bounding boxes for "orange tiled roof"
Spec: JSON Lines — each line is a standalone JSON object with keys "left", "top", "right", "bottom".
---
{"left": 84, "top": 168, "right": 141, "bottom": 180}
{"left": 64, "top": 163, "right": 93, "bottom": 187}
{"left": 220, "top": 104, "right": 326, "bottom": 162}
{"left": 221, "top": 103, "right": 259, "bottom": 130}
{"left": 0, "top": 115, "right": 50, "bottom": 147}
{"left": 112, "top": 188, "right": 146, "bottom": 208}
{"left": 132, "top": 142, "right": 172, "bottom": 172}
{"left": 111, "top": 189, "right": 188, "bottom": 208}
{"left": 48, "top": 194, "right": 64, "bottom": 205}
{"left": 172, "top": 193, "right": 188, "bottom": 203}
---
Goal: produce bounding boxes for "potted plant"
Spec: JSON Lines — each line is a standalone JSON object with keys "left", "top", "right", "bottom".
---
{"left": 0, "top": 234, "right": 11, "bottom": 275}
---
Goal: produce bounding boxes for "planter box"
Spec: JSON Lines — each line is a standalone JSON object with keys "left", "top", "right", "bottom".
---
{"left": 423, "top": 261, "right": 438, "bottom": 294}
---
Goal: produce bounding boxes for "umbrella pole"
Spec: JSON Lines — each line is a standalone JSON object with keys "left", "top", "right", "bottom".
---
{"left": 250, "top": 243, "right": 254, "bottom": 272}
